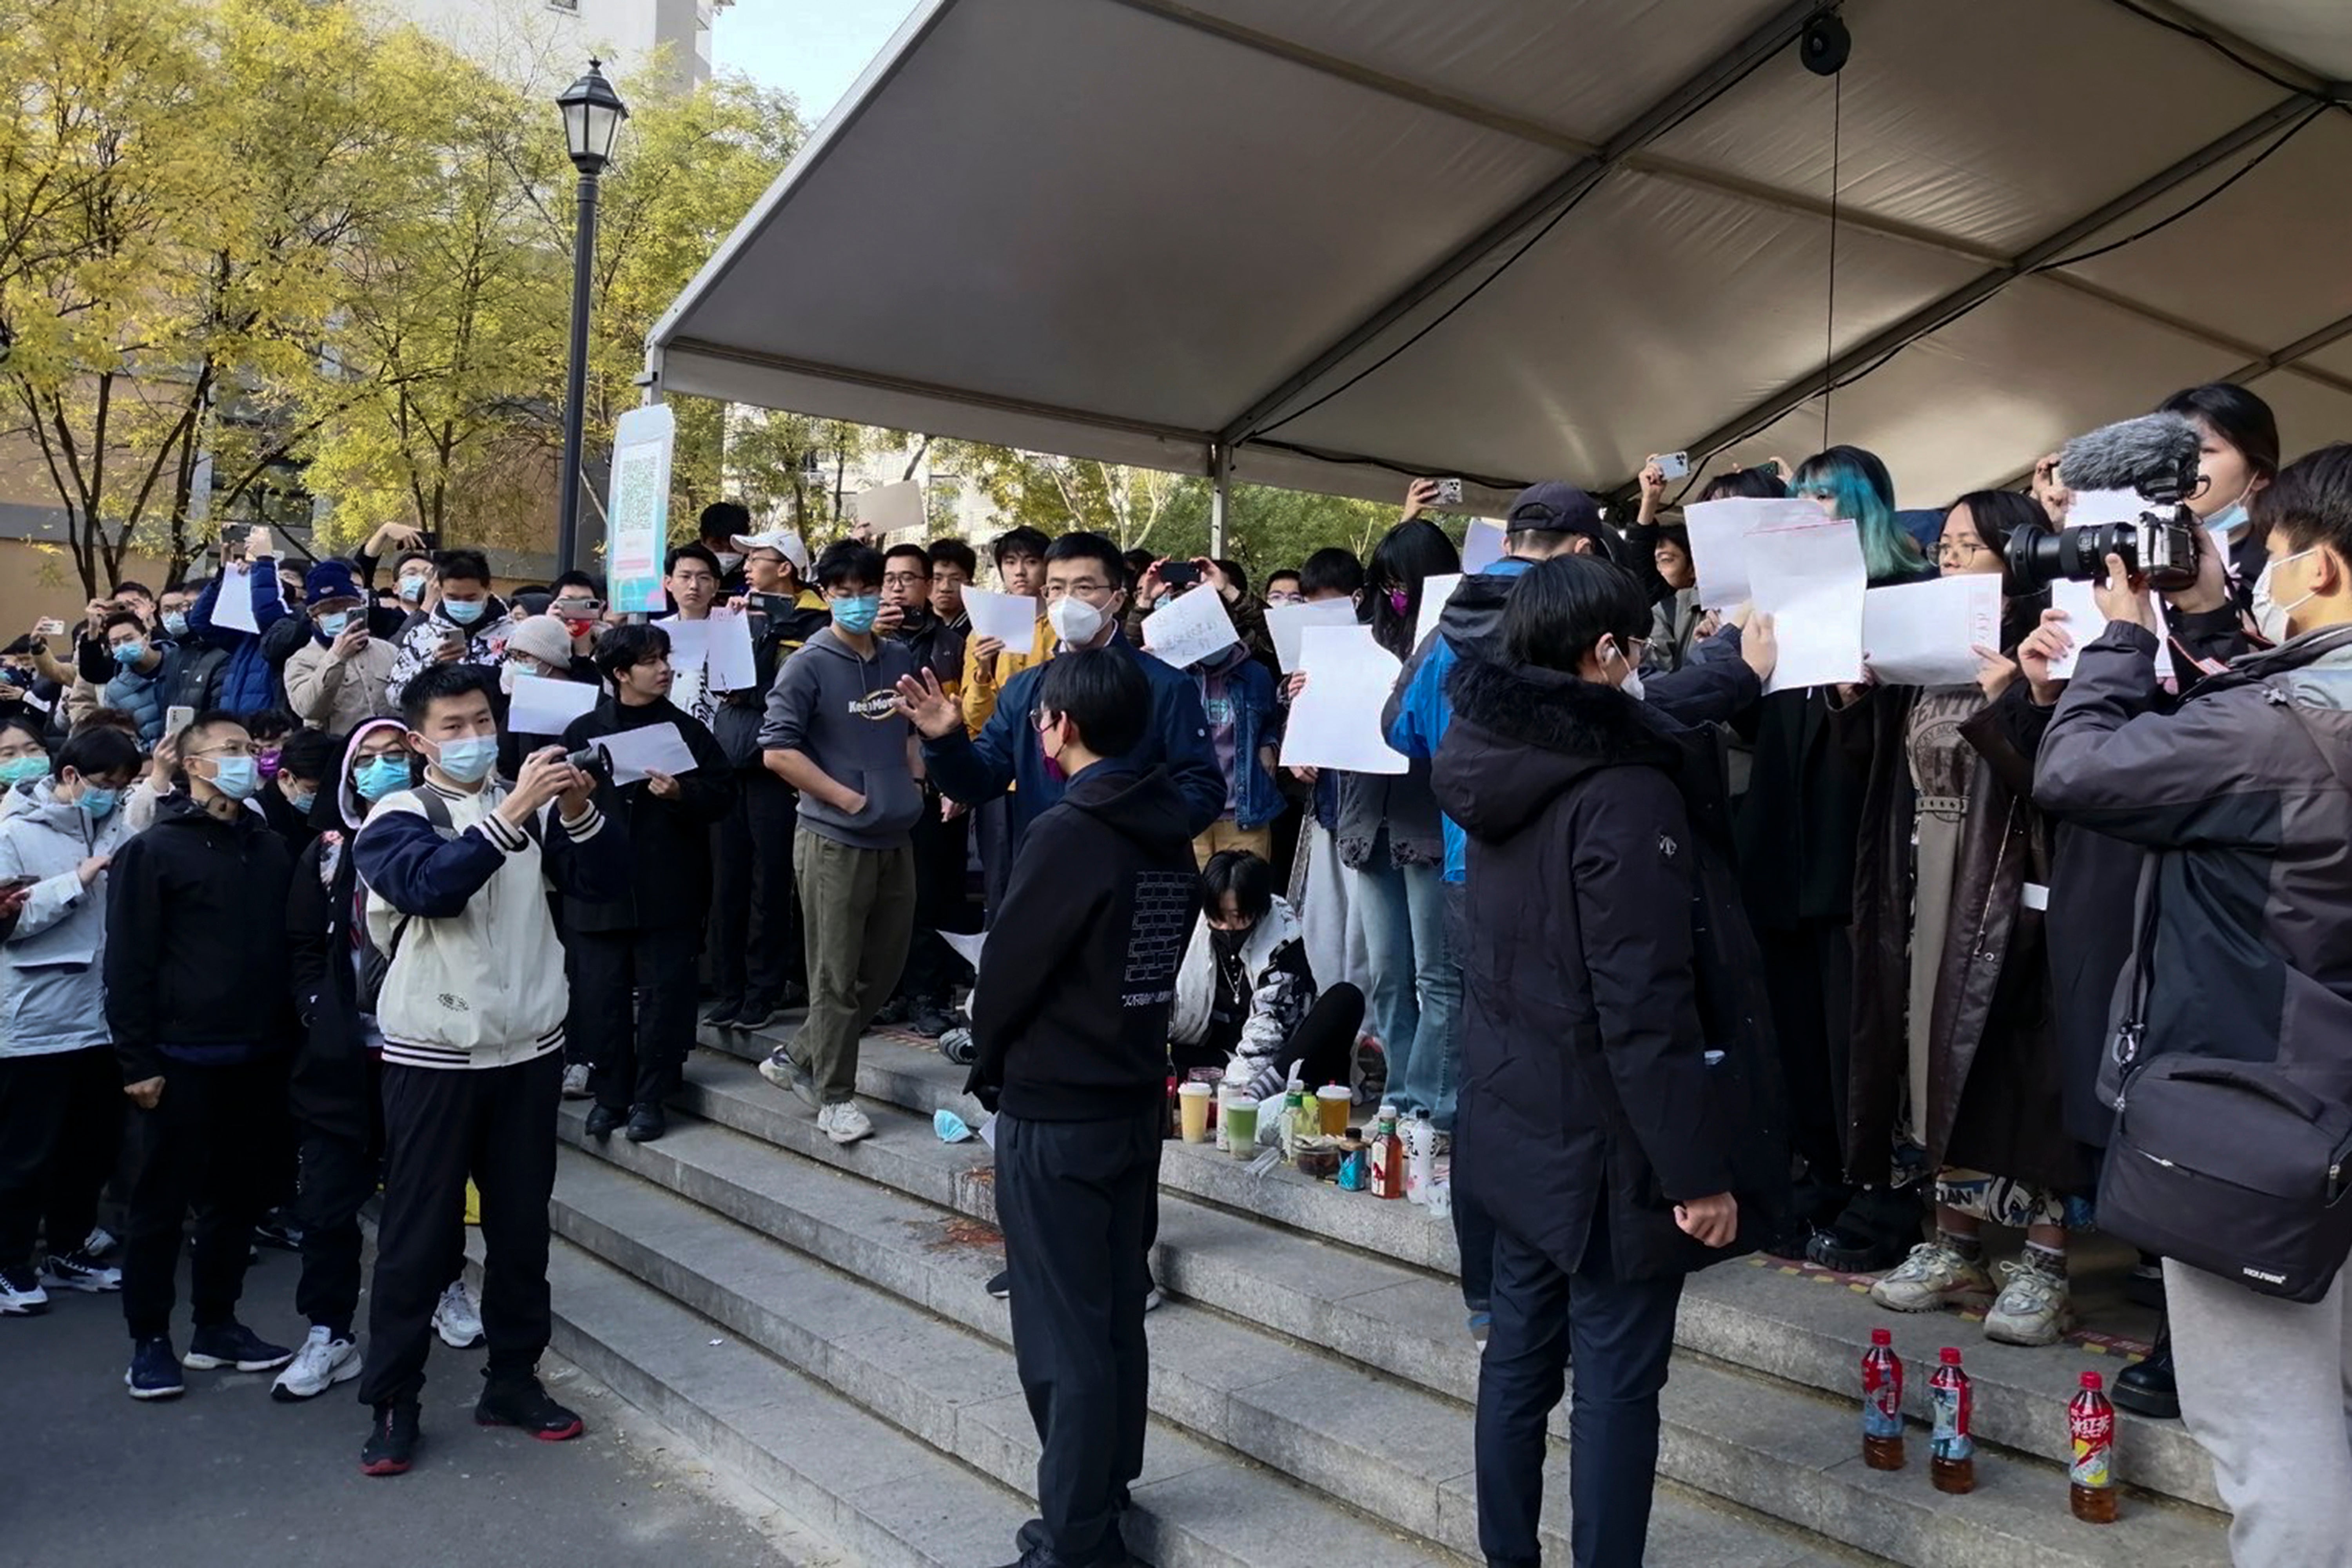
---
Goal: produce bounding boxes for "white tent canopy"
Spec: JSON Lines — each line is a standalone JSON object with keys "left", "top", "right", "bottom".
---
{"left": 648, "top": 0, "right": 2352, "bottom": 520}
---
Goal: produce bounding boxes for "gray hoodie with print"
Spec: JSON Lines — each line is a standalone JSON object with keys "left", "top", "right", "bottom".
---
{"left": 758, "top": 625, "right": 923, "bottom": 850}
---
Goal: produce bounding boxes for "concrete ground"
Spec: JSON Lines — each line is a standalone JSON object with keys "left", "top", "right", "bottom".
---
{"left": 0, "top": 1244, "right": 843, "bottom": 1568}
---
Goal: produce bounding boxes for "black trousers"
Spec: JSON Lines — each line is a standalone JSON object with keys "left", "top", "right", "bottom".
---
{"left": 1170, "top": 981, "right": 1366, "bottom": 1088}
{"left": 359, "top": 1051, "right": 560, "bottom": 1407}
{"left": 976, "top": 796, "right": 1015, "bottom": 924}
{"left": 710, "top": 767, "right": 803, "bottom": 1007}
{"left": 293, "top": 1129, "right": 378, "bottom": 1340}
{"left": 1759, "top": 920, "right": 1858, "bottom": 1227}
{"left": 120, "top": 1055, "right": 287, "bottom": 1342}
{"left": 996, "top": 1104, "right": 1161, "bottom": 1568}
{"left": 1476, "top": 1216, "right": 1684, "bottom": 1568}
{"left": 572, "top": 925, "right": 702, "bottom": 1111}
{"left": 0, "top": 1048, "right": 121, "bottom": 1272}
{"left": 1441, "top": 883, "right": 1495, "bottom": 1314}
{"left": 895, "top": 797, "right": 975, "bottom": 1004}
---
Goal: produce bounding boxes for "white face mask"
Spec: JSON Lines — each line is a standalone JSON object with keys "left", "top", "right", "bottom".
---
{"left": 1047, "top": 594, "right": 1109, "bottom": 648}
{"left": 1601, "top": 638, "right": 1646, "bottom": 701}
{"left": 2252, "top": 547, "right": 2318, "bottom": 644}
{"left": 715, "top": 551, "right": 744, "bottom": 573}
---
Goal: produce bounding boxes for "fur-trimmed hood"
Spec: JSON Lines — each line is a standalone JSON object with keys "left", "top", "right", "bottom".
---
{"left": 1434, "top": 659, "right": 1680, "bottom": 843}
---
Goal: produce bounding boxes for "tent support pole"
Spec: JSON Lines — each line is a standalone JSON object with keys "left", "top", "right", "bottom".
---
{"left": 1209, "top": 443, "right": 1231, "bottom": 559}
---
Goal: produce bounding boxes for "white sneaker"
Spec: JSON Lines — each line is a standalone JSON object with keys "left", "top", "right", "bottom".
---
{"left": 271, "top": 1325, "right": 361, "bottom": 1402}
{"left": 759, "top": 1049, "right": 822, "bottom": 1112}
{"left": 818, "top": 1102, "right": 873, "bottom": 1145}
{"left": 561, "top": 1062, "right": 593, "bottom": 1101}
{"left": 433, "top": 1279, "right": 485, "bottom": 1349}
{"left": 42, "top": 1249, "right": 122, "bottom": 1293}
{"left": 0, "top": 1265, "right": 49, "bottom": 1316}
{"left": 1984, "top": 1259, "right": 2076, "bottom": 1347}
{"left": 1867, "top": 1241, "right": 1995, "bottom": 1313}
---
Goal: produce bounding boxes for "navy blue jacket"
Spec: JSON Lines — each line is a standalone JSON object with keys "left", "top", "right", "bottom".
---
{"left": 189, "top": 563, "right": 292, "bottom": 714}
{"left": 924, "top": 631, "right": 1224, "bottom": 846}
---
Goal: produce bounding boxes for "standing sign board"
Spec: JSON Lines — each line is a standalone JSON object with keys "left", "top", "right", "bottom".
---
{"left": 607, "top": 403, "right": 676, "bottom": 613}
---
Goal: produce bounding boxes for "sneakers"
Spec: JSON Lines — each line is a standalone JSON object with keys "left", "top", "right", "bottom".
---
{"left": 126, "top": 1336, "right": 185, "bottom": 1400}
{"left": 184, "top": 1320, "right": 296, "bottom": 1372}
{"left": 252, "top": 1210, "right": 304, "bottom": 1251}
{"left": 583, "top": 1102, "right": 625, "bottom": 1140}
{"left": 819, "top": 1102, "right": 873, "bottom": 1145}
{"left": 625, "top": 1102, "right": 666, "bottom": 1142}
{"left": 1, "top": 1263, "right": 50, "bottom": 1316}
{"left": 1983, "top": 1258, "right": 2075, "bottom": 1347}
{"left": 907, "top": 999, "right": 956, "bottom": 1039}
{"left": 873, "top": 996, "right": 913, "bottom": 1027}
{"left": 561, "top": 1061, "right": 593, "bottom": 1100}
{"left": 758, "top": 1048, "right": 820, "bottom": 1111}
{"left": 272, "top": 1325, "right": 361, "bottom": 1402}
{"left": 433, "top": 1280, "right": 485, "bottom": 1350}
{"left": 985, "top": 1269, "right": 1011, "bottom": 1300}
{"left": 938, "top": 1025, "right": 978, "bottom": 1067}
{"left": 1867, "top": 1241, "right": 1996, "bottom": 1313}
{"left": 702, "top": 995, "right": 745, "bottom": 1029}
{"left": 475, "top": 1375, "right": 584, "bottom": 1441}
{"left": 733, "top": 997, "right": 779, "bottom": 1031}
{"left": 361, "top": 1401, "right": 421, "bottom": 1475}
{"left": 42, "top": 1249, "right": 122, "bottom": 1293}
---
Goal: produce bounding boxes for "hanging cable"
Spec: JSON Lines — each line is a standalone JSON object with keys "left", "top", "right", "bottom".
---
{"left": 1820, "top": 68, "right": 1842, "bottom": 452}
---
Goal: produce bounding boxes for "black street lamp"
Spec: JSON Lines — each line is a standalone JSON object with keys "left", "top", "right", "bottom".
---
{"left": 554, "top": 59, "right": 629, "bottom": 572}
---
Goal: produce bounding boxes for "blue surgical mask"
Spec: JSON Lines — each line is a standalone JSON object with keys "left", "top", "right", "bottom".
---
{"left": 111, "top": 640, "right": 145, "bottom": 666}
{"left": 398, "top": 574, "right": 428, "bottom": 603}
{"left": 831, "top": 594, "right": 880, "bottom": 634}
{"left": 354, "top": 754, "right": 412, "bottom": 801}
{"left": 162, "top": 612, "right": 189, "bottom": 638}
{"left": 431, "top": 735, "right": 498, "bottom": 785}
{"left": 0, "top": 756, "right": 48, "bottom": 787}
{"left": 2207, "top": 499, "right": 2250, "bottom": 540}
{"left": 441, "top": 598, "right": 486, "bottom": 626}
{"left": 286, "top": 788, "right": 317, "bottom": 816}
{"left": 206, "top": 755, "right": 260, "bottom": 801}
{"left": 77, "top": 786, "right": 120, "bottom": 820}
{"left": 317, "top": 610, "right": 353, "bottom": 639}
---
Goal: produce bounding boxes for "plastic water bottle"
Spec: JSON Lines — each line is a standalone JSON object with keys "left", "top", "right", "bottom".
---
{"left": 1403, "top": 1109, "right": 1436, "bottom": 1205}
{"left": 2069, "top": 1371, "right": 2118, "bottom": 1523}
{"left": 1860, "top": 1328, "right": 1904, "bottom": 1471}
{"left": 1929, "top": 1347, "right": 1976, "bottom": 1495}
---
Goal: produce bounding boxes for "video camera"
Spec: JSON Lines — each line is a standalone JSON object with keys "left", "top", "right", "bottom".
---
{"left": 2006, "top": 412, "right": 2203, "bottom": 593}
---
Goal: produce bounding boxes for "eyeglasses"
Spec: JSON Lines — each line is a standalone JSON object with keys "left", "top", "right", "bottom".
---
{"left": 882, "top": 571, "right": 929, "bottom": 589}
{"left": 187, "top": 742, "right": 259, "bottom": 760}
{"left": 1936, "top": 539, "right": 1991, "bottom": 565}
{"left": 1041, "top": 579, "right": 1112, "bottom": 601}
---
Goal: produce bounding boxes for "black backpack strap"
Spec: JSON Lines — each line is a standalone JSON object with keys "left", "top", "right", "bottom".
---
{"left": 381, "top": 788, "right": 539, "bottom": 961}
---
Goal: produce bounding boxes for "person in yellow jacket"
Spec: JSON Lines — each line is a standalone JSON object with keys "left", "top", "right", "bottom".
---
{"left": 958, "top": 526, "right": 1055, "bottom": 739}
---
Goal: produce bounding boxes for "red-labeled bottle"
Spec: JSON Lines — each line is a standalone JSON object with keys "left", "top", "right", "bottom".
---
{"left": 2070, "top": 1371, "right": 2119, "bottom": 1523}
{"left": 1929, "top": 1347, "right": 1975, "bottom": 1495}
{"left": 1861, "top": 1328, "right": 1905, "bottom": 1471}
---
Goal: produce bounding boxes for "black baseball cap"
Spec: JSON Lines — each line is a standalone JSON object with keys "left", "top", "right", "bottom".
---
{"left": 1504, "top": 481, "right": 1603, "bottom": 542}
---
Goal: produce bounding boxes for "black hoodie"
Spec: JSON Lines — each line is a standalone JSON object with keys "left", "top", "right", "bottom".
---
{"left": 970, "top": 763, "right": 1199, "bottom": 1120}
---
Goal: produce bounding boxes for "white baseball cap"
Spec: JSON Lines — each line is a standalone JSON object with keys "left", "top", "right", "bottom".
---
{"left": 732, "top": 528, "right": 809, "bottom": 574}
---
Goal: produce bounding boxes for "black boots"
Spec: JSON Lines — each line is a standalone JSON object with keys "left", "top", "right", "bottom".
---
{"left": 2112, "top": 1317, "right": 2180, "bottom": 1420}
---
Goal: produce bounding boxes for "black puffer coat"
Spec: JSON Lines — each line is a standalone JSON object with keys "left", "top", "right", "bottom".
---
{"left": 1436, "top": 661, "right": 1751, "bottom": 1283}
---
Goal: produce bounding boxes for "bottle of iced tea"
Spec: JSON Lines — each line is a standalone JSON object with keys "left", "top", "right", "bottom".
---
{"left": 1861, "top": 1328, "right": 1905, "bottom": 1471}
{"left": 1929, "top": 1347, "right": 1975, "bottom": 1495}
{"left": 2069, "top": 1370, "right": 2118, "bottom": 1523}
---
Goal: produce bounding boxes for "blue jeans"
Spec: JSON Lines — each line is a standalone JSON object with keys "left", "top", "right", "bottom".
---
{"left": 1354, "top": 852, "right": 1462, "bottom": 1129}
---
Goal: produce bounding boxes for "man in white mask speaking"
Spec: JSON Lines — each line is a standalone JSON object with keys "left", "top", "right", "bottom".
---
{"left": 895, "top": 530, "right": 1226, "bottom": 853}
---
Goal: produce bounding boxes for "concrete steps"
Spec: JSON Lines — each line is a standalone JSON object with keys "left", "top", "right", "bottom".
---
{"left": 594, "top": 1053, "right": 2226, "bottom": 1566}
{"left": 700, "top": 1021, "right": 2226, "bottom": 1515}
{"left": 553, "top": 1111, "right": 1849, "bottom": 1567}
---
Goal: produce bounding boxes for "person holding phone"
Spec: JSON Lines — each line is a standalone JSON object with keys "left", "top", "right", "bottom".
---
{"left": 382, "top": 550, "right": 512, "bottom": 708}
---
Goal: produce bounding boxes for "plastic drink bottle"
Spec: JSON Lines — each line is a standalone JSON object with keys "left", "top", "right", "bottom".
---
{"left": 1403, "top": 1109, "right": 1436, "bottom": 1205}
{"left": 1860, "top": 1328, "right": 1905, "bottom": 1471}
{"left": 2069, "top": 1371, "right": 2119, "bottom": 1523}
{"left": 1929, "top": 1347, "right": 1976, "bottom": 1495}
{"left": 1370, "top": 1105, "right": 1405, "bottom": 1200}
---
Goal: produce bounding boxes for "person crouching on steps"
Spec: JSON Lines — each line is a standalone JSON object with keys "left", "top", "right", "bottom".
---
{"left": 348, "top": 664, "right": 628, "bottom": 1476}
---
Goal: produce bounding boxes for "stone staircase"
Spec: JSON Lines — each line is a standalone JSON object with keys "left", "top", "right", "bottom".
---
{"left": 531, "top": 1017, "right": 2233, "bottom": 1568}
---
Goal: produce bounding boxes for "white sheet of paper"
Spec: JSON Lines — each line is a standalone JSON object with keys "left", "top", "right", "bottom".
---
{"left": 701, "top": 609, "right": 757, "bottom": 691}
{"left": 1685, "top": 497, "right": 1823, "bottom": 611}
{"left": 1266, "top": 599, "right": 1359, "bottom": 673}
{"left": 1748, "top": 519, "right": 1867, "bottom": 694}
{"left": 2048, "top": 577, "right": 2174, "bottom": 681}
{"left": 1143, "top": 587, "right": 1240, "bottom": 669}
{"left": 1415, "top": 574, "right": 1464, "bottom": 652}
{"left": 976, "top": 1112, "right": 998, "bottom": 1150}
{"left": 942, "top": 929, "right": 986, "bottom": 972}
{"left": 507, "top": 673, "right": 599, "bottom": 736}
{"left": 214, "top": 564, "right": 264, "bottom": 634}
{"left": 853, "top": 480, "right": 925, "bottom": 536}
{"left": 962, "top": 586, "right": 1037, "bottom": 655}
{"left": 588, "top": 722, "right": 699, "bottom": 786}
{"left": 1862, "top": 573, "right": 2003, "bottom": 687}
{"left": 1461, "top": 521, "right": 1505, "bottom": 574}
{"left": 2067, "top": 488, "right": 2141, "bottom": 524}
{"left": 660, "top": 615, "right": 710, "bottom": 673}
{"left": 1279, "top": 625, "right": 1406, "bottom": 775}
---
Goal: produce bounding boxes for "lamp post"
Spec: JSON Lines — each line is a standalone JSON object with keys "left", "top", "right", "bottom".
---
{"left": 553, "top": 59, "right": 629, "bottom": 572}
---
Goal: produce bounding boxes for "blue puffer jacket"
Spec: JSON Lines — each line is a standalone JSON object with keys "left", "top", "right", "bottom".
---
{"left": 188, "top": 563, "right": 292, "bottom": 715}
{"left": 925, "top": 630, "right": 1225, "bottom": 847}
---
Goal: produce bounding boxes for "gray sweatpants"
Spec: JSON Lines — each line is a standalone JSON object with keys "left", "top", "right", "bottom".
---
{"left": 2169, "top": 1258, "right": 2352, "bottom": 1566}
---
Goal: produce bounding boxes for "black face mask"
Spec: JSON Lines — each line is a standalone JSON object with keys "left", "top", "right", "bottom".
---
{"left": 1210, "top": 923, "right": 1253, "bottom": 957}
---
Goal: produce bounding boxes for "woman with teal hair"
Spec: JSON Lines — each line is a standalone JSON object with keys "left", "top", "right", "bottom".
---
{"left": 1735, "top": 444, "right": 1932, "bottom": 1275}
{"left": 1791, "top": 446, "right": 1933, "bottom": 586}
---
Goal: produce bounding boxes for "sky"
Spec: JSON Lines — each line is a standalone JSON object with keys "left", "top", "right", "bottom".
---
{"left": 713, "top": 0, "right": 919, "bottom": 126}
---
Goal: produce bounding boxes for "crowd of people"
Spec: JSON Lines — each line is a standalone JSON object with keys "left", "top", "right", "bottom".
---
{"left": 0, "top": 376, "right": 2343, "bottom": 1567}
